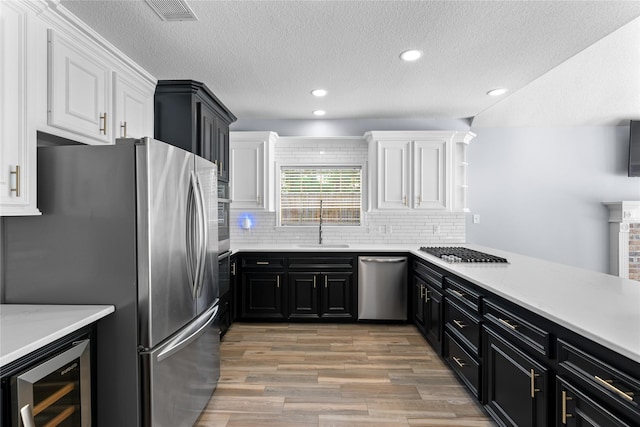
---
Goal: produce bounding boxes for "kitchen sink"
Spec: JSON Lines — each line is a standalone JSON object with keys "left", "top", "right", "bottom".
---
{"left": 296, "top": 244, "right": 350, "bottom": 248}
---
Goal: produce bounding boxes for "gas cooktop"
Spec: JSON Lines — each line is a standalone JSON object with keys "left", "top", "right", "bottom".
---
{"left": 420, "top": 246, "right": 509, "bottom": 263}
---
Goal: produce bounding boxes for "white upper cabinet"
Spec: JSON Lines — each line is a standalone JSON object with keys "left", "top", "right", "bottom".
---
{"left": 1, "top": 0, "right": 156, "bottom": 216}
{"left": 413, "top": 139, "right": 447, "bottom": 210}
{"left": 48, "top": 29, "right": 112, "bottom": 144}
{"left": 377, "top": 140, "right": 411, "bottom": 209}
{"left": 230, "top": 131, "right": 277, "bottom": 211}
{"left": 113, "top": 71, "right": 154, "bottom": 140}
{"left": 0, "top": 1, "right": 40, "bottom": 215}
{"left": 366, "top": 131, "right": 475, "bottom": 212}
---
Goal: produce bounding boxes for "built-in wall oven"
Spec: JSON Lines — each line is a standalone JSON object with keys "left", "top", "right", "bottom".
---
{"left": 10, "top": 339, "right": 91, "bottom": 427}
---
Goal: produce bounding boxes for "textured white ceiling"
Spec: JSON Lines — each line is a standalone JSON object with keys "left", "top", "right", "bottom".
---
{"left": 60, "top": 0, "right": 640, "bottom": 126}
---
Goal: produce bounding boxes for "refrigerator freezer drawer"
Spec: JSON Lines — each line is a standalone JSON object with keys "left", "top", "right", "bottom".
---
{"left": 140, "top": 303, "right": 220, "bottom": 427}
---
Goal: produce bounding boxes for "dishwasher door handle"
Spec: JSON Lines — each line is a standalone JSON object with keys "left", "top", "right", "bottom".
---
{"left": 360, "top": 257, "right": 407, "bottom": 263}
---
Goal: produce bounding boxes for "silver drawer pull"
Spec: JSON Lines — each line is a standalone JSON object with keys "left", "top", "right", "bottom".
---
{"left": 256, "top": 261, "right": 269, "bottom": 265}
{"left": 498, "top": 318, "right": 518, "bottom": 330}
{"left": 451, "top": 290, "right": 465, "bottom": 298}
{"left": 453, "top": 319, "right": 467, "bottom": 329}
{"left": 530, "top": 369, "right": 540, "bottom": 398}
{"left": 452, "top": 356, "right": 466, "bottom": 368}
{"left": 594, "top": 376, "right": 634, "bottom": 402}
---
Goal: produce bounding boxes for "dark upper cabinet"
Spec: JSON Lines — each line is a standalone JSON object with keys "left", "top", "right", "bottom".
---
{"left": 154, "top": 80, "right": 236, "bottom": 182}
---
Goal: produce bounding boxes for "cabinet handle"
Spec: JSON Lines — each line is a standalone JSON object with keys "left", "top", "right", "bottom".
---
{"left": 257, "top": 195, "right": 261, "bottom": 204}
{"left": 594, "top": 375, "right": 634, "bottom": 402}
{"left": 231, "top": 262, "right": 236, "bottom": 276}
{"left": 419, "top": 284, "right": 425, "bottom": 299}
{"left": 530, "top": 369, "right": 540, "bottom": 398}
{"left": 403, "top": 195, "right": 407, "bottom": 206}
{"left": 10, "top": 165, "right": 20, "bottom": 197}
{"left": 416, "top": 195, "right": 421, "bottom": 206}
{"left": 451, "top": 290, "right": 465, "bottom": 298}
{"left": 498, "top": 318, "right": 518, "bottom": 330}
{"left": 121, "top": 121, "right": 127, "bottom": 138}
{"left": 325, "top": 276, "right": 328, "bottom": 288}
{"left": 452, "top": 357, "right": 466, "bottom": 368}
{"left": 100, "top": 113, "right": 107, "bottom": 135}
{"left": 276, "top": 276, "right": 280, "bottom": 288}
{"left": 561, "top": 390, "right": 573, "bottom": 424}
{"left": 256, "top": 261, "right": 269, "bottom": 265}
{"left": 313, "top": 276, "right": 316, "bottom": 289}
{"left": 453, "top": 319, "right": 466, "bottom": 329}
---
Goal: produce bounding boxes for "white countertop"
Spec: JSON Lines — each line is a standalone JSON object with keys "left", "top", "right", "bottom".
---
{"left": 232, "top": 243, "right": 640, "bottom": 364}
{"left": 0, "top": 304, "right": 115, "bottom": 367}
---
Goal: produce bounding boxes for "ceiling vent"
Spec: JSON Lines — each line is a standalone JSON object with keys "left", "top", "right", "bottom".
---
{"left": 145, "top": 0, "right": 198, "bottom": 22}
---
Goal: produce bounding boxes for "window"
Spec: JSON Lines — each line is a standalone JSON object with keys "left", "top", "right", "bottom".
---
{"left": 280, "top": 166, "right": 362, "bottom": 226}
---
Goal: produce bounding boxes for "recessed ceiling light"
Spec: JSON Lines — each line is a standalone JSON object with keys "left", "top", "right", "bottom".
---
{"left": 487, "top": 88, "right": 508, "bottom": 97}
{"left": 313, "top": 110, "right": 326, "bottom": 116}
{"left": 400, "top": 49, "right": 422, "bottom": 62}
{"left": 311, "top": 89, "right": 327, "bottom": 97}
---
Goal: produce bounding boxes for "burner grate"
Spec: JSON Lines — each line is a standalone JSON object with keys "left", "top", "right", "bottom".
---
{"left": 420, "top": 246, "right": 508, "bottom": 263}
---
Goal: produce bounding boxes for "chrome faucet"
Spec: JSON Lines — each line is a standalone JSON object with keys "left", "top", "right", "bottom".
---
{"left": 318, "top": 200, "right": 323, "bottom": 245}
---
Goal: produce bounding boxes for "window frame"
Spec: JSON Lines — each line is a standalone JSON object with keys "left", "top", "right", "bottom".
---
{"left": 275, "top": 161, "right": 367, "bottom": 228}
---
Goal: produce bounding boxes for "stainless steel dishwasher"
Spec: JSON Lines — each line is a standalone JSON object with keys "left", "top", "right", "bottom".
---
{"left": 358, "top": 256, "right": 408, "bottom": 320}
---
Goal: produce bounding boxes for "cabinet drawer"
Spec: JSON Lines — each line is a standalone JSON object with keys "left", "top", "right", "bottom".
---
{"left": 241, "top": 256, "right": 285, "bottom": 269}
{"left": 444, "top": 332, "right": 480, "bottom": 398}
{"left": 558, "top": 339, "right": 640, "bottom": 416}
{"left": 445, "top": 277, "right": 480, "bottom": 312}
{"left": 413, "top": 260, "right": 443, "bottom": 287}
{"left": 288, "top": 256, "right": 354, "bottom": 270}
{"left": 445, "top": 298, "right": 481, "bottom": 356}
{"left": 484, "top": 300, "right": 550, "bottom": 357}
{"left": 557, "top": 376, "right": 634, "bottom": 427}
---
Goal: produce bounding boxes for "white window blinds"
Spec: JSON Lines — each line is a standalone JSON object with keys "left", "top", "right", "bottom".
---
{"left": 280, "top": 167, "right": 362, "bottom": 226}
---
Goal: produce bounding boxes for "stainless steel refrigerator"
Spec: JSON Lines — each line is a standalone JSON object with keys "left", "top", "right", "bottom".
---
{"left": 3, "top": 137, "right": 220, "bottom": 427}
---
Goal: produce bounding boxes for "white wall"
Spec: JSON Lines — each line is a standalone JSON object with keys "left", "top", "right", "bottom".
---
{"left": 466, "top": 125, "right": 640, "bottom": 273}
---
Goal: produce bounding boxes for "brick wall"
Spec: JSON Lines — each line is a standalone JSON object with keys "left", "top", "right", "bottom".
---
{"left": 230, "top": 137, "right": 466, "bottom": 247}
{"left": 630, "top": 223, "right": 640, "bottom": 281}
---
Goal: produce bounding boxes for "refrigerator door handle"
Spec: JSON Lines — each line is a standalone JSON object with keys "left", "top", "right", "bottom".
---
{"left": 191, "top": 172, "right": 207, "bottom": 298}
{"left": 186, "top": 173, "right": 198, "bottom": 297}
{"left": 155, "top": 302, "right": 219, "bottom": 363}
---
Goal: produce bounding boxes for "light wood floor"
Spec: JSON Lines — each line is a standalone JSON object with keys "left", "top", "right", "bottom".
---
{"left": 195, "top": 323, "right": 496, "bottom": 427}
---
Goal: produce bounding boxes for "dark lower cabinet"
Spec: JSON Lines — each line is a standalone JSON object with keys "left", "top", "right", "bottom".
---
{"left": 288, "top": 272, "right": 354, "bottom": 320}
{"left": 289, "top": 273, "right": 320, "bottom": 319}
{"left": 412, "top": 266, "right": 444, "bottom": 354}
{"left": 241, "top": 271, "right": 286, "bottom": 319}
{"left": 444, "top": 332, "right": 481, "bottom": 398}
{"left": 484, "top": 326, "right": 551, "bottom": 427}
{"left": 556, "top": 376, "right": 633, "bottom": 427}
{"left": 321, "top": 272, "right": 353, "bottom": 319}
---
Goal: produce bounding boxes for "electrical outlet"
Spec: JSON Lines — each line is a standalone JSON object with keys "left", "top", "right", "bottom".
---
{"left": 473, "top": 214, "right": 480, "bottom": 224}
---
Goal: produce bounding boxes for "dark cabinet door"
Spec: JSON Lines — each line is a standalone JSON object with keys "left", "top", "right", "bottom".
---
{"left": 198, "top": 102, "right": 216, "bottom": 162}
{"left": 424, "top": 282, "right": 443, "bottom": 353}
{"left": 412, "top": 277, "right": 426, "bottom": 334}
{"left": 215, "top": 118, "right": 229, "bottom": 182}
{"left": 289, "top": 273, "right": 320, "bottom": 319}
{"left": 320, "top": 272, "right": 353, "bottom": 319}
{"left": 484, "top": 326, "right": 550, "bottom": 427}
{"left": 556, "top": 377, "right": 634, "bottom": 427}
{"left": 241, "top": 272, "right": 285, "bottom": 319}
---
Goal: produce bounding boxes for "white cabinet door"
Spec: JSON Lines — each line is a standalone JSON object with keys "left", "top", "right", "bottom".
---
{"left": 377, "top": 141, "right": 411, "bottom": 209}
{"left": 230, "top": 140, "right": 264, "bottom": 209}
{"left": 0, "top": 2, "right": 39, "bottom": 215}
{"left": 229, "top": 131, "right": 277, "bottom": 211}
{"left": 413, "top": 140, "right": 447, "bottom": 210}
{"left": 113, "top": 72, "right": 154, "bottom": 139}
{"left": 48, "top": 29, "right": 111, "bottom": 144}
